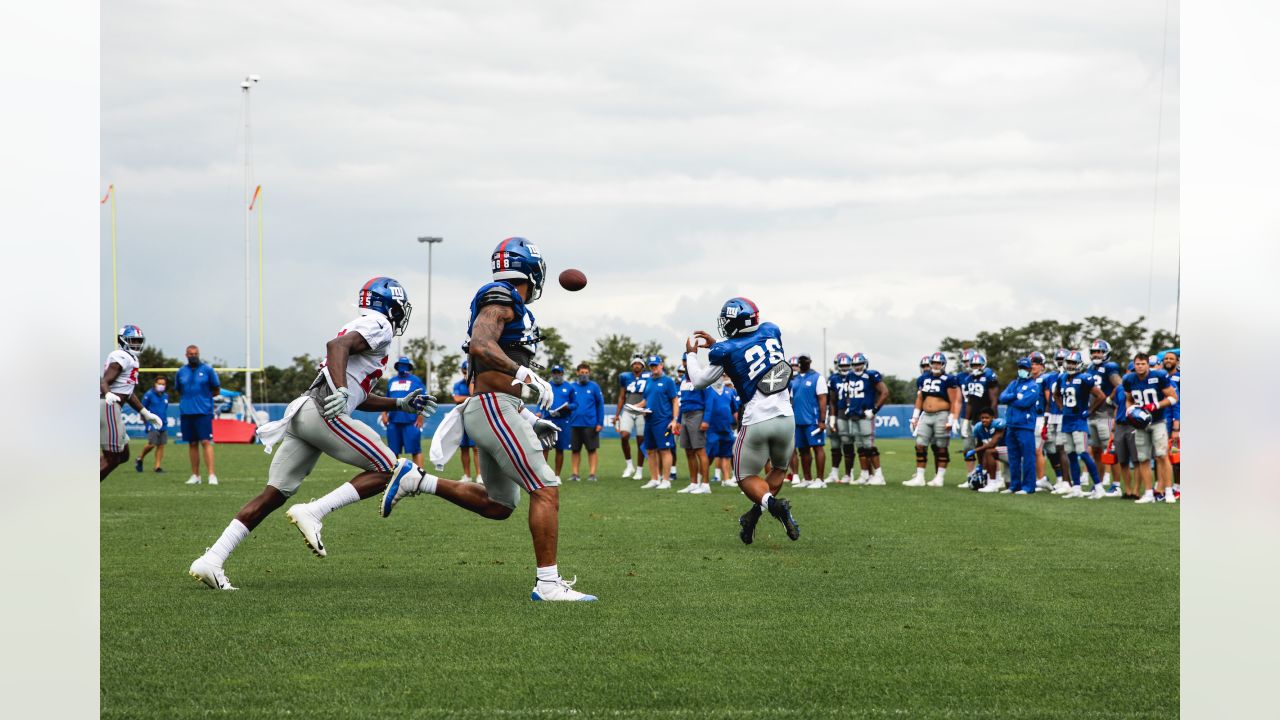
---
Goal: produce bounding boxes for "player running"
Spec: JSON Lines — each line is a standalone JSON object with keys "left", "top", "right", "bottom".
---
{"left": 907, "top": 352, "right": 960, "bottom": 487}
{"left": 1053, "top": 351, "right": 1108, "bottom": 498}
{"left": 615, "top": 354, "right": 650, "bottom": 479}
{"left": 684, "top": 298, "right": 800, "bottom": 544}
{"left": 100, "top": 324, "right": 165, "bottom": 480}
{"left": 188, "top": 278, "right": 438, "bottom": 590}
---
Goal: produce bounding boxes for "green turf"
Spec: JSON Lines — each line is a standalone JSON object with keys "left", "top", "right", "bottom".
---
{"left": 102, "top": 438, "right": 1178, "bottom": 719}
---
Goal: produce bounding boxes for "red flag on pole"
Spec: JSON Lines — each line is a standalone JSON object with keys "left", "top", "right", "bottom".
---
{"left": 248, "top": 184, "right": 261, "bottom": 211}
{"left": 100, "top": 184, "right": 114, "bottom": 204}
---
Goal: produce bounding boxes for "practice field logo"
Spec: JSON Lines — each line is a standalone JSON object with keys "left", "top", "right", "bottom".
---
{"left": 876, "top": 415, "right": 900, "bottom": 428}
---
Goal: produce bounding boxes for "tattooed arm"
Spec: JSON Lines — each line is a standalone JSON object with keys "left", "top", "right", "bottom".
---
{"left": 469, "top": 304, "right": 519, "bottom": 376}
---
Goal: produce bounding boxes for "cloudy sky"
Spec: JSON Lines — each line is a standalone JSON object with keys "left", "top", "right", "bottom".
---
{"left": 102, "top": 0, "right": 1179, "bottom": 380}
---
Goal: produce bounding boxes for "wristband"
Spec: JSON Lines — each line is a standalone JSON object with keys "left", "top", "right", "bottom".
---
{"left": 911, "top": 409, "right": 921, "bottom": 422}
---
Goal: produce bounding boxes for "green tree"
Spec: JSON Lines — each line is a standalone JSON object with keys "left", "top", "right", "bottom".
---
{"left": 880, "top": 374, "right": 917, "bottom": 404}
{"left": 135, "top": 346, "right": 180, "bottom": 394}
{"left": 537, "top": 326, "right": 573, "bottom": 371}
{"left": 402, "top": 336, "right": 459, "bottom": 400}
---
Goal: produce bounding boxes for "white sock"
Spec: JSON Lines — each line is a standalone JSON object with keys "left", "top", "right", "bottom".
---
{"left": 536, "top": 565, "right": 559, "bottom": 583}
{"left": 915, "top": 468, "right": 925, "bottom": 480}
{"left": 207, "top": 519, "right": 249, "bottom": 567}
{"left": 874, "top": 468, "right": 884, "bottom": 478}
{"left": 759, "top": 491, "right": 774, "bottom": 510}
{"left": 935, "top": 469, "right": 946, "bottom": 479}
{"left": 419, "top": 472, "right": 439, "bottom": 495}
{"left": 312, "top": 482, "right": 361, "bottom": 519}
{"left": 1103, "top": 471, "right": 1112, "bottom": 483}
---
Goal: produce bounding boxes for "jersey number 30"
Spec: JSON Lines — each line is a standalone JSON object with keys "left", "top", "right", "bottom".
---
{"left": 744, "top": 339, "right": 785, "bottom": 380}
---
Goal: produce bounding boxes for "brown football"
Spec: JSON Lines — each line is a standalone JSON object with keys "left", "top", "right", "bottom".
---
{"left": 558, "top": 268, "right": 588, "bottom": 291}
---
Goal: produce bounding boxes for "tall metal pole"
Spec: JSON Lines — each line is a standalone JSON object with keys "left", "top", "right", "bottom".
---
{"left": 241, "top": 75, "right": 260, "bottom": 407}
{"left": 418, "top": 236, "right": 444, "bottom": 393}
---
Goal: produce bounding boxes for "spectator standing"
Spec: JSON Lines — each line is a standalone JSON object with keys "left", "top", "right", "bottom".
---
{"left": 136, "top": 376, "right": 170, "bottom": 473}
{"left": 381, "top": 356, "right": 426, "bottom": 467}
{"left": 568, "top": 363, "right": 605, "bottom": 482}
{"left": 176, "top": 345, "right": 220, "bottom": 486}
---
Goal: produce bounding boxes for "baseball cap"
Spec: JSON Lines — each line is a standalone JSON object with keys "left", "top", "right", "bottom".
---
{"left": 647, "top": 355, "right": 662, "bottom": 366}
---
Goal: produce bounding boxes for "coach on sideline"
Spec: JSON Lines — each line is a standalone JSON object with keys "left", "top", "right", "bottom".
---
{"left": 998, "top": 357, "right": 1040, "bottom": 494}
{"left": 568, "top": 362, "right": 605, "bottom": 483}
{"left": 176, "top": 344, "right": 220, "bottom": 486}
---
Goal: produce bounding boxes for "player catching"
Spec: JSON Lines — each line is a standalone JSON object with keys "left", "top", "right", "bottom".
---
{"left": 683, "top": 297, "right": 801, "bottom": 544}
{"left": 188, "top": 277, "right": 437, "bottom": 590}
{"left": 380, "top": 237, "right": 597, "bottom": 602}
{"left": 100, "top": 324, "right": 165, "bottom": 480}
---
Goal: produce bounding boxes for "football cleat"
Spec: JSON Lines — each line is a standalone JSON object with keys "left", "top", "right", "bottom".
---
{"left": 640, "top": 479, "right": 661, "bottom": 489}
{"left": 189, "top": 554, "right": 237, "bottom": 591}
{"left": 865, "top": 475, "right": 886, "bottom": 486}
{"left": 925, "top": 476, "right": 944, "bottom": 488}
{"left": 739, "top": 505, "right": 763, "bottom": 544}
{"left": 903, "top": 477, "right": 926, "bottom": 487}
{"left": 1164, "top": 493, "right": 1178, "bottom": 505}
{"left": 767, "top": 497, "right": 801, "bottom": 541}
{"left": 1013, "top": 490, "right": 1031, "bottom": 495}
{"left": 380, "top": 459, "right": 423, "bottom": 518}
{"left": 792, "top": 479, "right": 811, "bottom": 489}
{"left": 134, "top": 458, "right": 143, "bottom": 473}
{"left": 622, "top": 464, "right": 634, "bottom": 479}
{"left": 655, "top": 480, "right": 672, "bottom": 490}
{"left": 807, "top": 480, "right": 827, "bottom": 489}
{"left": 1061, "top": 487, "right": 1084, "bottom": 499}
{"left": 677, "top": 483, "right": 697, "bottom": 494}
{"left": 587, "top": 474, "right": 598, "bottom": 482}
{"left": 1036, "top": 477, "right": 1052, "bottom": 490}
{"left": 1086, "top": 485, "right": 1106, "bottom": 500}
{"left": 531, "top": 576, "right": 597, "bottom": 602}
{"left": 285, "top": 503, "right": 327, "bottom": 557}
{"left": 723, "top": 478, "right": 739, "bottom": 487}
{"left": 631, "top": 466, "right": 647, "bottom": 480}
{"left": 208, "top": 475, "right": 219, "bottom": 486}
{"left": 978, "top": 483, "right": 1002, "bottom": 494}
{"left": 1135, "top": 492, "right": 1156, "bottom": 504}
{"left": 185, "top": 475, "right": 201, "bottom": 485}
{"left": 693, "top": 484, "right": 712, "bottom": 495}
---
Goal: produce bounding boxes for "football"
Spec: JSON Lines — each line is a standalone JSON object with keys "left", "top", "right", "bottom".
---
{"left": 558, "top": 268, "right": 588, "bottom": 291}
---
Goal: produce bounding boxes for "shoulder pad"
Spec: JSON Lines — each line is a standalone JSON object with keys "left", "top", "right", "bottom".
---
{"left": 476, "top": 283, "right": 516, "bottom": 309}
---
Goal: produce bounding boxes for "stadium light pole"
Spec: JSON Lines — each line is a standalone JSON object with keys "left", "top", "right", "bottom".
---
{"left": 241, "top": 74, "right": 261, "bottom": 411}
{"left": 418, "top": 236, "right": 444, "bottom": 393}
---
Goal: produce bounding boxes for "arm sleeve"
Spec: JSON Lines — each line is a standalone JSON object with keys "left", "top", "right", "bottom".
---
{"left": 685, "top": 349, "right": 724, "bottom": 389}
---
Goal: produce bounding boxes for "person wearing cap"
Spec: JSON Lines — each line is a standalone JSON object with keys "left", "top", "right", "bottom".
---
{"left": 541, "top": 365, "right": 577, "bottom": 481}
{"left": 451, "top": 361, "right": 481, "bottom": 483}
{"left": 615, "top": 354, "right": 651, "bottom": 480}
{"left": 568, "top": 362, "right": 605, "bottom": 482}
{"left": 639, "top": 356, "right": 681, "bottom": 489}
{"left": 789, "top": 352, "right": 829, "bottom": 489}
{"left": 381, "top": 356, "right": 427, "bottom": 467}
{"left": 998, "top": 357, "right": 1041, "bottom": 494}
{"left": 676, "top": 358, "right": 713, "bottom": 494}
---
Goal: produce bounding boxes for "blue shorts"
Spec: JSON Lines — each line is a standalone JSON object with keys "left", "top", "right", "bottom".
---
{"left": 551, "top": 419, "right": 572, "bottom": 451}
{"left": 459, "top": 428, "right": 475, "bottom": 449}
{"left": 706, "top": 430, "right": 735, "bottom": 459}
{"left": 386, "top": 422, "right": 422, "bottom": 456}
{"left": 180, "top": 413, "right": 214, "bottom": 443}
{"left": 644, "top": 420, "right": 675, "bottom": 451}
{"left": 795, "top": 424, "right": 826, "bottom": 449}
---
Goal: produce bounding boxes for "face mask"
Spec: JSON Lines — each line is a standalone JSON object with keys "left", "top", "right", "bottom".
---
{"left": 576, "top": 375, "right": 588, "bottom": 384}
{"left": 156, "top": 385, "right": 166, "bottom": 393}
{"left": 187, "top": 356, "right": 200, "bottom": 366}
{"left": 1017, "top": 369, "right": 1030, "bottom": 379}
{"left": 551, "top": 376, "right": 564, "bottom": 385}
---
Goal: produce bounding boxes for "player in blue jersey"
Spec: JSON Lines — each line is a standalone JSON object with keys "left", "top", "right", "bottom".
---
{"left": 907, "top": 352, "right": 960, "bottom": 487}
{"left": 1042, "top": 348, "right": 1072, "bottom": 494}
{"left": 1108, "top": 367, "right": 1136, "bottom": 498}
{"left": 450, "top": 361, "right": 481, "bottom": 482}
{"left": 541, "top": 365, "right": 577, "bottom": 482}
{"left": 837, "top": 352, "right": 889, "bottom": 486}
{"left": 967, "top": 408, "right": 1008, "bottom": 493}
{"left": 381, "top": 357, "right": 427, "bottom": 468}
{"left": 615, "top": 354, "right": 650, "bottom": 480}
{"left": 677, "top": 360, "right": 713, "bottom": 494}
{"left": 824, "top": 354, "right": 846, "bottom": 484}
{"left": 684, "top": 298, "right": 800, "bottom": 544}
{"left": 789, "top": 352, "right": 828, "bottom": 488}
{"left": 1123, "top": 353, "right": 1179, "bottom": 504}
{"left": 381, "top": 237, "right": 596, "bottom": 601}
{"left": 1052, "top": 351, "right": 1108, "bottom": 498}
{"left": 1087, "top": 339, "right": 1124, "bottom": 489}
{"left": 1161, "top": 351, "right": 1181, "bottom": 490}
{"left": 639, "top": 356, "right": 681, "bottom": 489}
{"left": 958, "top": 353, "right": 1000, "bottom": 481}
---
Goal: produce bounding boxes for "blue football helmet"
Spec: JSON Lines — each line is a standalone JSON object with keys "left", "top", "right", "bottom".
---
{"left": 1028, "top": 351, "right": 1046, "bottom": 365}
{"left": 966, "top": 466, "right": 989, "bottom": 491}
{"left": 358, "top": 277, "right": 412, "bottom": 336}
{"left": 834, "top": 353, "right": 854, "bottom": 371}
{"left": 117, "top": 324, "right": 145, "bottom": 355}
{"left": 491, "top": 237, "right": 546, "bottom": 303}
{"left": 961, "top": 348, "right": 975, "bottom": 365}
{"left": 850, "top": 352, "right": 869, "bottom": 373}
{"left": 1054, "top": 347, "right": 1069, "bottom": 368}
{"left": 1090, "top": 339, "right": 1112, "bottom": 365}
{"left": 928, "top": 352, "right": 946, "bottom": 374}
{"left": 919, "top": 355, "right": 931, "bottom": 370}
{"left": 1127, "top": 406, "right": 1153, "bottom": 429}
{"left": 970, "top": 353, "right": 987, "bottom": 375}
{"left": 717, "top": 297, "right": 760, "bottom": 338}
{"left": 1064, "top": 350, "right": 1085, "bottom": 374}
{"left": 394, "top": 355, "right": 413, "bottom": 372}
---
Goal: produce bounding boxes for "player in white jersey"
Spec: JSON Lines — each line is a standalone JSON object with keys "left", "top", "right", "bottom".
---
{"left": 100, "top": 324, "right": 165, "bottom": 480}
{"left": 188, "top": 277, "right": 438, "bottom": 590}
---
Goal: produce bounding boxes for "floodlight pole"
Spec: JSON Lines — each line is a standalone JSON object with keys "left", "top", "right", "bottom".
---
{"left": 418, "top": 236, "right": 444, "bottom": 393}
{"left": 241, "top": 74, "right": 260, "bottom": 410}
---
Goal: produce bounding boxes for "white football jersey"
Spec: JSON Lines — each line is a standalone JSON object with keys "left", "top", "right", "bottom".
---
{"left": 318, "top": 311, "right": 393, "bottom": 414}
{"left": 104, "top": 349, "right": 140, "bottom": 397}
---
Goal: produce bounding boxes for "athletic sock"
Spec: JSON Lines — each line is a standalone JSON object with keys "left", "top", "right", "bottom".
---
{"left": 759, "top": 492, "right": 774, "bottom": 511}
{"left": 417, "top": 472, "right": 439, "bottom": 495}
{"left": 1080, "top": 454, "right": 1100, "bottom": 487}
{"left": 207, "top": 519, "right": 249, "bottom": 567}
{"left": 312, "top": 482, "right": 360, "bottom": 519}
{"left": 536, "top": 565, "right": 559, "bottom": 583}
{"left": 1066, "top": 453, "right": 1082, "bottom": 486}
{"left": 915, "top": 468, "right": 925, "bottom": 481}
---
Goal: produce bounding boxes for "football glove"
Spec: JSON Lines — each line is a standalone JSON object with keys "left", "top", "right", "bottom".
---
{"left": 1142, "top": 402, "right": 1158, "bottom": 414}
{"left": 863, "top": 409, "right": 875, "bottom": 420}
{"left": 530, "top": 416, "right": 560, "bottom": 450}
{"left": 103, "top": 392, "right": 122, "bottom": 406}
{"left": 512, "top": 366, "right": 555, "bottom": 410}
{"left": 395, "top": 388, "right": 438, "bottom": 418}
{"left": 322, "top": 387, "right": 351, "bottom": 420}
{"left": 141, "top": 409, "right": 163, "bottom": 428}
{"left": 964, "top": 449, "right": 976, "bottom": 461}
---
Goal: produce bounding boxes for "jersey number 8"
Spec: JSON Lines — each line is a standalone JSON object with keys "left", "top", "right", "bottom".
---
{"left": 744, "top": 339, "right": 785, "bottom": 380}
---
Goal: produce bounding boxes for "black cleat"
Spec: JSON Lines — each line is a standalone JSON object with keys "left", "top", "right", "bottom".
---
{"left": 739, "top": 505, "right": 763, "bottom": 545}
{"left": 767, "top": 496, "right": 801, "bottom": 541}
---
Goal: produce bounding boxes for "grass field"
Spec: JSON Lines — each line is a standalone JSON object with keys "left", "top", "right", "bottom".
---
{"left": 101, "top": 437, "right": 1178, "bottom": 719}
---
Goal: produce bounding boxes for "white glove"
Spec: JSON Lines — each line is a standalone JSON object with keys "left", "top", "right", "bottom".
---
{"left": 530, "top": 416, "right": 560, "bottom": 450}
{"left": 104, "top": 392, "right": 122, "bottom": 406}
{"left": 863, "top": 409, "right": 875, "bottom": 420}
{"left": 945, "top": 415, "right": 956, "bottom": 432}
{"left": 512, "top": 366, "right": 554, "bottom": 410}
{"left": 322, "top": 387, "right": 351, "bottom": 420}
{"left": 142, "top": 409, "right": 163, "bottom": 428}
{"left": 826, "top": 416, "right": 837, "bottom": 433}
{"left": 396, "top": 388, "right": 438, "bottom": 418}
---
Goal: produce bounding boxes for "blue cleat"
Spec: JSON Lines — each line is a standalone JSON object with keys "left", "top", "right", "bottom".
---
{"left": 380, "top": 459, "right": 420, "bottom": 518}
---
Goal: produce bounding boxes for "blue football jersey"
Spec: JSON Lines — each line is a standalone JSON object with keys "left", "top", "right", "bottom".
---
{"left": 707, "top": 322, "right": 790, "bottom": 405}
{"left": 1043, "top": 370, "right": 1062, "bottom": 413}
{"left": 1093, "top": 361, "right": 1124, "bottom": 400}
{"left": 619, "top": 371, "right": 650, "bottom": 404}
{"left": 973, "top": 419, "right": 1005, "bottom": 446}
{"left": 1057, "top": 371, "right": 1100, "bottom": 430}
{"left": 1122, "top": 369, "right": 1173, "bottom": 422}
{"left": 917, "top": 372, "right": 957, "bottom": 402}
{"left": 788, "top": 369, "right": 825, "bottom": 425}
{"left": 463, "top": 281, "right": 541, "bottom": 370}
{"left": 960, "top": 369, "right": 998, "bottom": 415}
{"left": 842, "top": 369, "right": 883, "bottom": 415}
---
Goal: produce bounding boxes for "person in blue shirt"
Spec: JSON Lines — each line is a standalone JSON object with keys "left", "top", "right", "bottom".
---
{"left": 704, "top": 376, "right": 740, "bottom": 487}
{"left": 541, "top": 365, "right": 577, "bottom": 481}
{"left": 380, "top": 357, "right": 427, "bottom": 467}
{"left": 1087, "top": 339, "right": 1125, "bottom": 489}
{"left": 449, "top": 361, "right": 481, "bottom": 482}
{"left": 1052, "top": 351, "right": 1108, "bottom": 498}
{"left": 1109, "top": 372, "right": 1137, "bottom": 498}
{"left": 967, "top": 407, "right": 1008, "bottom": 493}
{"left": 1161, "top": 351, "right": 1181, "bottom": 489}
{"left": 788, "top": 353, "right": 829, "bottom": 488}
{"left": 175, "top": 344, "right": 221, "bottom": 486}
{"left": 676, "top": 360, "right": 713, "bottom": 494}
{"left": 136, "top": 376, "right": 170, "bottom": 473}
{"left": 639, "top": 356, "right": 680, "bottom": 489}
{"left": 998, "top": 357, "right": 1041, "bottom": 494}
{"left": 567, "top": 362, "right": 605, "bottom": 483}
{"left": 1123, "top": 353, "right": 1179, "bottom": 504}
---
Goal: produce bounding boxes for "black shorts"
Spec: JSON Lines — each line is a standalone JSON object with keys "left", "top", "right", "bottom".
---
{"left": 571, "top": 426, "right": 600, "bottom": 452}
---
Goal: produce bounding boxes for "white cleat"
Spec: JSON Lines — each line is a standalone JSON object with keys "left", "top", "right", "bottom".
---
{"left": 845, "top": 475, "right": 857, "bottom": 485}
{"left": 622, "top": 463, "right": 635, "bottom": 479}
{"left": 189, "top": 554, "right": 237, "bottom": 590}
{"left": 807, "top": 480, "right": 827, "bottom": 489}
{"left": 1086, "top": 486, "right": 1106, "bottom": 500}
{"left": 1035, "top": 477, "right": 1052, "bottom": 490}
{"left": 475, "top": 475, "right": 484, "bottom": 485}
{"left": 1013, "top": 490, "right": 1030, "bottom": 495}
{"left": 696, "top": 483, "right": 712, "bottom": 494}
{"left": 826, "top": 470, "right": 839, "bottom": 483}
{"left": 1164, "top": 494, "right": 1178, "bottom": 505}
{"left": 380, "top": 459, "right": 426, "bottom": 518}
{"left": 459, "top": 475, "right": 471, "bottom": 484}
{"left": 185, "top": 475, "right": 202, "bottom": 485}
{"left": 865, "top": 475, "right": 886, "bottom": 486}
{"left": 1104, "top": 488, "right": 1123, "bottom": 498}
{"left": 978, "top": 483, "right": 1002, "bottom": 493}
{"left": 208, "top": 474, "right": 219, "bottom": 486}
{"left": 1051, "top": 480, "right": 1070, "bottom": 494}
{"left": 723, "top": 479, "right": 739, "bottom": 487}
{"left": 677, "top": 483, "right": 697, "bottom": 494}
{"left": 903, "top": 477, "right": 926, "bottom": 487}
{"left": 1061, "top": 487, "right": 1084, "bottom": 499}
{"left": 1135, "top": 492, "right": 1156, "bottom": 504}
{"left": 655, "top": 480, "right": 672, "bottom": 490}
{"left": 285, "top": 503, "right": 327, "bottom": 557}
{"left": 531, "top": 576, "right": 597, "bottom": 602}
{"left": 926, "top": 476, "right": 945, "bottom": 488}
{"left": 792, "top": 479, "right": 811, "bottom": 489}
{"left": 631, "top": 466, "right": 647, "bottom": 480}
{"left": 1000, "top": 488, "right": 1014, "bottom": 494}
{"left": 640, "top": 479, "right": 661, "bottom": 489}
